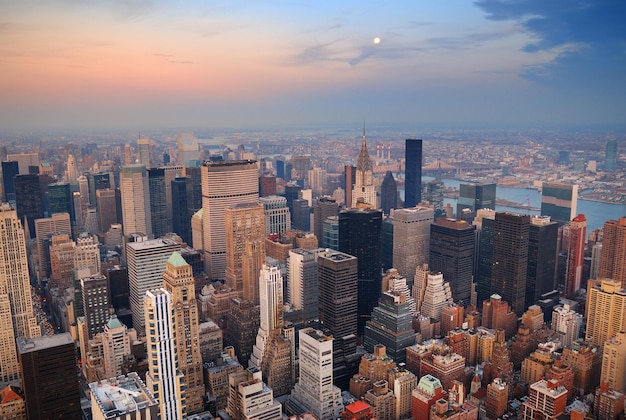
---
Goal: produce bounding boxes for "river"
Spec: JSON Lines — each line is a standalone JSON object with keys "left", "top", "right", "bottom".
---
{"left": 402, "top": 177, "right": 626, "bottom": 232}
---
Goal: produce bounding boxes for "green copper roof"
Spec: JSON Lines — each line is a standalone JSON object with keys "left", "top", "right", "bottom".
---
{"left": 106, "top": 316, "right": 124, "bottom": 329}
{"left": 168, "top": 251, "right": 189, "bottom": 267}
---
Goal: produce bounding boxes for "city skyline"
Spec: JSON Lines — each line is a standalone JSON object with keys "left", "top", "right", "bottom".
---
{"left": 1, "top": 1, "right": 625, "bottom": 131}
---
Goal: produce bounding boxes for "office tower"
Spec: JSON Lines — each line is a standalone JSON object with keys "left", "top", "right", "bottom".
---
{"left": 565, "top": 214, "right": 587, "bottom": 299}
{"left": 144, "top": 289, "right": 185, "bottom": 419}
{"left": 594, "top": 383, "right": 625, "bottom": 420}
{"left": 600, "top": 218, "right": 626, "bottom": 288}
{"left": 284, "top": 182, "right": 302, "bottom": 212}
{"left": 379, "top": 170, "right": 397, "bottom": 215}
{"left": 456, "top": 183, "right": 496, "bottom": 220}
{"left": 601, "top": 331, "right": 626, "bottom": 393}
{"left": 34, "top": 212, "right": 72, "bottom": 283}
{"left": 540, "top": 182, "right": 578, "bottom": 225}
{"left": 260, "top": 195, "right": 291, "bottom": 236}
{"left": 344, "top": 164, "right": 355, "bottom": 208}
{"left": 251, "top": 264, "right": 283, "bottom": 366}
{"left": 475, "top": 212, "right": 495, "bottom": 308}
{"left": 380, "top": 216, "right": 392, "bottom": 271}
{"left": 322, "top": 215, "right": 339, "bottom": 250}
{"left": 339, "top": 207, "right": 382, "bottom": 334}
{"left": 259, "top": 175, "right": 277, "bottom": 197}
{"left": 526, "top": 215, "right": 558, "bottom": 308}
{"left": 227, "top": 368, "right": 282, "bottom": 420}
{"left": 364, "top": 292, "right": 416, "bottom": 363}
{"left": 291, "top": 198, "right": 311, "bottom": 231}
{"left": 87, "top": 172, "right": 111, "bottom": 206}
{"left": 78, "top": 174, "right": 89, "bottom": 202}
{"left": 404, "top": 139, "right": 422, "bottom": 208}
{"left": 481, "top": 294, "right": 518, "bottom": 338}
{"left": 75, "top": 232, "right": 101, "bottom": 271}
{"left": 2, "top": 160, "right": 19, "bottom": 203}
{"left": 521, "top": 304, "right": 544, "bottom": 332}
{"left": 382, "top": 268, "right": 416, "bottom": 310}
{"left": 84, "top": 205, "right": 99, "bottom": 236}
{"left": 48, "top": 182, "right": 73, "bottom": 219}
{"left": 81, "top": 274, "right": 110, "bottom": 339}
{"left": 100, "top": 315, "right": 133, "bottom": 379}
{"left": 412, "top": 375, "right": 445, "bottom": 420}
{"left": 17, "top": 333, "right": 80, "bottom": 419}
{"left": 123, "top": 143, "right": 132, "bottom": 165}
{"left": 288, "top": 248, "right": 319, "bottom": 323}
{"left": 136, "top": 137, "right": 151, "bottom": 167}
{"left": 148, "top": 168, "right": 168, "bottom": 238}
{"left": 392, "top": 206, "right": 434, "bottom": 284}
{"left": 605, "top": 138, "right": 618, "bottom": 171}
{"left": 423, "top": 179, "right": 445, "bottom": 210}
{"left": 274, "top": 159, "right": 285, "bottom": 180}
{"left": 522, "top": 379, "right": 568, "bottom": 419}
{"left": 429, "top": 218, "right": 475, "bottom": 304}
{"left": 224, "top": 202, "right": 265, "bottom": 303}
{"left": 202, "top": 160, "right": 259, "bottom": 279}
{"left": 287, "top": 328, "right": 344, "bottom": 419}
{"left": 171, "top": 176, "right": 191, "bottom": 243}
{"left": 352, "top": 128, "right": 377, "bottom": 208}
{"left": 96, "top": 188, "right": 118, "bottom": 235}
{"left": 224, "top": 297, "right": 260, "bottom": 367}
{"left": 585, "top": 278, "right": 626, "bottom": 347}
{"left": 126, "top": 237, "right": 180, "bottom": 334}
{"left": 386, "top": 367, "right": 416, "bottom": 420}
{"left": 420, "top": 272, "right": 453, "bottom": 322}
{"left": 318, "top": 249, "right": 358, "bottom": 338}
{"left": 485, "top": 378, "right": 509, "bottom": 420}
{"left": 308, "top": 167, "right": 327, "bottom": 196}
{"left": 441, "top": 303, "right": 464, "bottom": 336}
{"left": 552, "top": 304, "right": 582, "bottom": 348}
{"left": 14, "top": 173, "right": 43, "bottom": 234}
{"left": 162, "top": 165, "right": 183, "bottom": 231}
{"left": 162, "top": 252, "right": 204, "bottom": 414}
{"left": 120, "top": 164, "right": 152, "bottom": 237}
{"left": 89, "top": 373, "right": 158, "bottom": 419}
{"left": 72, "top": 191, "right": 84, "bottom": 231}
{"left": 7, "top": 152, "right": 39, "bottom": 175}
{"left": 491, "top": 212, "right": 530, "bottom": 316}
{"left": 176, "top": 132, "right": 200, "bottom": 167}
{"left": 48, "top": 234, "right": 74, "bottom": 290}
{"left": 314, "top": 196, "right": 339, "bottom": 244}
{"left": 65, "top": 153, "right": 78, "bottom": 184}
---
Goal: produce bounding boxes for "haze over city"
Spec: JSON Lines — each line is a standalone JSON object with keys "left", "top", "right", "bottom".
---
{"left": 1, "top": 0, "right": 625, "bottom": 132}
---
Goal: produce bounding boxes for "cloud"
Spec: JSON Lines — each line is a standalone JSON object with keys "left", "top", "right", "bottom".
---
{"left": 474, "top": 0, "right": 626, "bottom": 87}
{"left": 153, "top": 52, "right": 193, "bottom": 64}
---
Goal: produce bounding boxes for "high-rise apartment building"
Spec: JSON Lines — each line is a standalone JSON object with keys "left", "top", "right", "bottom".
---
{"left": 126, "top": 237, "right": 180, "bottom": 334}
{"left": 392, "top": 206, "right": 434, "bottom": 285}
{"left": 486, "top": 378, "right": 509, "bottom": 420}
{"left": 551, "top": 304, "right": 582, "bottom": 348}
{"left": 227, "top": 367, "right": 282, "bottom": 420}
{"left": 148, "top": 167, "right": 168, "bottom": 238}
{"left": 601, "top": 331, "right": 626, "bottom": 393}
{"left": 600, "top": 217, "right": 626, "bottom": 288}
{"left": 456, "top": 183, "right": 496, "bottom": 220}
{"left": 352, "top": 129, "right": 377, "bottom": 208}
{"left": 491, "top": 212, "right": 530, "bottom": 316}
{"left": 585, "top": 278, "right": 626, "bottom": 347}
{"left": 225, "top": 202, "right": 266, "bottom": 304}
{"left": 429, "top": 218, "right": 475, "bottom": 304}
{"left": 202, "top": 160, "right": 259, "bottom": 279}
{"left": 526, "top": 215, "right": 558, "bottom": 308}
{"left": 404, "top": 139, "right": 422, "bottom": 208}
{"left": 260, "top": 195, "right": 291, "bottom": 236}
{"left": 144, "top": 289, "right": 185, "bottom": 419}
{"left": 594, "top": 383, "right": 624, "bottom": 420}
{"left": 288, "top": 248, "right": 319, "bottom": 323}
{"left": 287, "top": 328, "right": 344, "bottom": 419}
{"left": 120, "top": 164, "right": 152, "bottom": 237}
{"left": 17, "top": 333, "right": 81, "bottom": 419}
{"left": 339, "top": 207, "right": 382, "bottom": 335}
{"left": 162, "top": 252, "right": 204, "bottom": 414}
{"left": 541, "top": 182, "right": 578, "bottom": 226}
{"left": 521, "top": 379, "right": 568, "bottom": 420}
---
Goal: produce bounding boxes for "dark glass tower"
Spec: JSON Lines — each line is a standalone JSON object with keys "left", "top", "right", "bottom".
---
{"left": 382, "top": 216, "right": 394, "bottom": 271}
{"left": 404, "top": 139, "right": 422, "bottom": 208}
{"left": 276, "top": 159, "right": 285, "bottom": 179}
{"left": 148, "top": 168, "right": 168, "bottom": 238}
{"left": 429, "top": 218, "right": 475, "bottom": 304}
{"left": 14, "top": 174, "right": 43, "bottom": 235}
{"left": 380, "top": 170, "right": 397, "bottom": 215}
{"left": 172, "top": 176, "right": 190, "bottom": 244}
{"left": 291, "top": 198, "right": 310, "bottom": 231}
{"left": 526, "top": 216, "right": 558, "bottom": 309}
{"left": 491, "top": 212, "right": 530, "bottom": 316}
{"left": 476, "top": 217, "right": 495, "bottom": 309}
{"left": 605, "top": 138, "right": 617, "bottom": 171}
{"left": 338, "top": 207, "right": 383, "bottom": 335}
{"left": 457, "top": 183, "right": 496, "bottom": 220}
{"left": 284, "top": 183, "right": 302, "bottom": 215}
{"left": 47, "top": 182, "right": 73, "bottom": 220}
{"left": 87, "top": 172, "right": 111, "bottom": 205}
{"left": 185, "top": 166, "right": 203, "bottom": 219}
{"left": 2, "top": 160, "right": 19, "bottom": 203}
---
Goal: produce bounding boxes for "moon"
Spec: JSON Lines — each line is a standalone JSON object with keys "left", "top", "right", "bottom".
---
{"left": 373, "top": 37, "right": 381, "bottom": 45}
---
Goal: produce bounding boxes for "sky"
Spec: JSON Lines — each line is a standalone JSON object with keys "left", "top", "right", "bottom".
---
{"left": 1, "top": 0, "right": 625, "bottom": 131}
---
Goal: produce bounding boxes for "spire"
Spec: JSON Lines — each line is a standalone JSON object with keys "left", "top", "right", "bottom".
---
{"left": 356, "top": 122, "right": 373, "bottom": 173}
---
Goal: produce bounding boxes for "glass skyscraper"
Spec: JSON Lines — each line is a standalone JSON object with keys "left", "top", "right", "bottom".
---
{"left": 404, "top": 139, "right": 422, "bottom": 208}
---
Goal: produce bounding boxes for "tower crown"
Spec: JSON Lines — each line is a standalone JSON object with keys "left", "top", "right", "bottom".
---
{"left": 356, "top": 125, "right": 373, "bottom": 173}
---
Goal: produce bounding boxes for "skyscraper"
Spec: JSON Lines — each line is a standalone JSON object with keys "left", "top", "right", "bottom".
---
{"left": 600, "top": 331, "right": 626, "bottom": 393}
{"left": 201, "top": 160, "right": 259, "bottom": 280}
{"left": 313, "top": 196, "right": 339, "bottom": 244}
{"left": 392, "top": 206, "right": 434, "bottom": 284}
{"left": 429, "top": 218, "right": 475, "bottom": 304}
{"left": 18, "top": 334, "right": 80, "bottom": 419}
{"left": 251, "top": 264, "right": 283, "bottom": 366}
{"left": 225, "top": 202, "right": 266, "bottom": 304}
{"left": 540, "top": 182, "right": 578, "bottom": 226}
{"left": 600, "top": 217, "right": 626, "bottom": 288}
{"left": 47, "top": 182, "right": 73, "bottom": 219}
{"left": 95, "top": 188, "right": 118, "bottom": 236}
{"left": 171, "top": 176, "right": 191, "bottom": 243}
{"left": 120, "top": 164, "right": 152, "bottom": 237}
{"left": 380, "top": 170, "right": 397, "bottom": 215}
{"left": 227, "top": 367, "right": 282, "bottom": 420}
{"left": 35, "top": 212, "right": 71, "bottom": 282}
{"left": 14, "top": 173, "right": 43, "bottom": 235}
{"left": 352, "top": 128, "right": 377, "bottom": 208}
{"left": 551, "top": 304, "right": 582, "bottom": 348}
{"left": 144, "top": 289, "right": 185, "bottom": 419}
{"left": 177, "top": 132, "right": 200, "bottom": 167}
{"left": 526, "top": 215, "right": 558, "bottom": 308}
{"left": 87, "top": 172, "right": 111, "bottom": 206}
{"left": 404, "top": 139, "right": 423, "bottom": 208}
{"left": 566, "top": 214, "right": 587, "bottom": 298}
{"left": 137, "top": 137, "right": 151, "bottom": 167}
{"left": 288, "top": 248, "right": 319, "bottom": 323}
{"left": 605, "top": 138, "right": 618, "bottom": 171}
{"left": 1, "top": 160, "right": 19, "bottom": 203}
{"left": 81, "top": 274, "right": 110, "bottom": 339}
{"left": 457, "top": 182, "right": 496, "bottom": 221}
{"left": 260, "top": 195, "right": 291, "bottom": 236}
{"left": 491, "top": 212, "right": 530, "bottom": 316}
{"left": 148, "top": 167, "right": 168, "bottom": 238}
{"left": 339, "top": 207, "right": 382, "bottom": 335}
{"left": 585, "top": 278, "right": 626, "bottom": 347}
{"left": 162, "top": 252, "right": 204, "bottom": 414}
{"left": 126, "top": 237, "right": 180, "bottom": 334}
